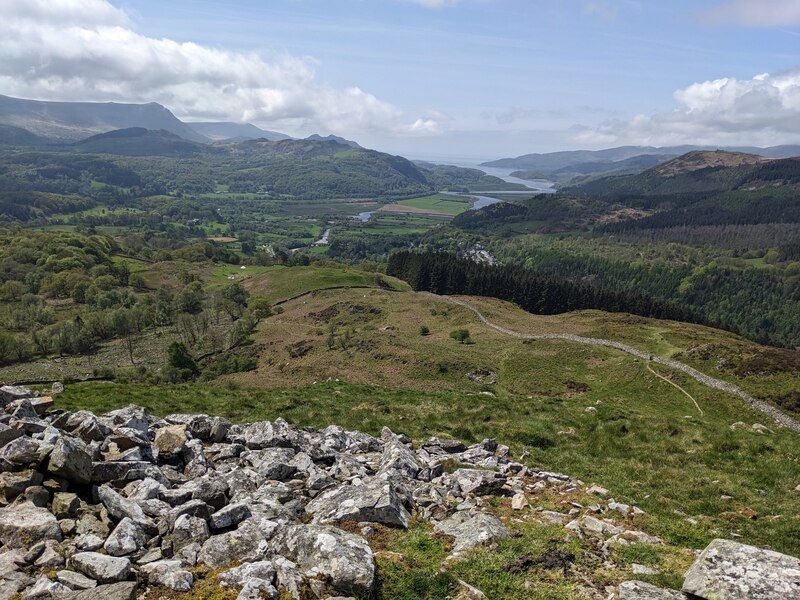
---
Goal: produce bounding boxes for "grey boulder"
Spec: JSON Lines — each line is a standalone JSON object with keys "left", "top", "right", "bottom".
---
{"left": 682, "top": 539, "right": 800, "bottom": 600}
{"left": 69, "top": 552, "right": 131, "bottom": 583}
{"left": 46, "top": 435, "right": 92, "bottom": 484}
{"left": 434, "top": 511, "right": 510, "bottom": 555}
{"left": 103, "top": 517, "right": 148, "bottom": 557}
{"left": 272, "top": 524, "right": 375, "bottom": 593}
{"left": 0, "top": 502, "right": 62, "bottom": 549}
{"left": 307, "top": 479, "right": 411, "bottom": 529}
{"left": 140, "top": 559, "right": 194, "bottom": 592}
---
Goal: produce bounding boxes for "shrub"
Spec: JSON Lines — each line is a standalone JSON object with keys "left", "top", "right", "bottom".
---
{"left": 419, "top": 325, "right": 430, "bottom": 336}
{"left": 449, "top": 329, "right": 471, "bottom": 344}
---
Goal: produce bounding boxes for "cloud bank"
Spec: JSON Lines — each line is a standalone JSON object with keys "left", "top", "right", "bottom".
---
{"left": 0, "top": 0, "right": 437, "bottom": 137}
{"left": 572, "top": 69, "right": 800, "bottom": 147}
{"left": 700, "top": 0, "right": 800, "bottom": 27}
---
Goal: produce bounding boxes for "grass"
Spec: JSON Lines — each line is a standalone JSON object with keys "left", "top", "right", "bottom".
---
{"left": 394, "top": 194, "right": 474, "bottom": 216}
{"left": 241, "top": 265, "right": 408, "bottom": 303}
{"left": 53, "top": 287, "right": 800, "bottom": 559}
{"left": 20, "top": 268, "right": 800, "bottom": 598}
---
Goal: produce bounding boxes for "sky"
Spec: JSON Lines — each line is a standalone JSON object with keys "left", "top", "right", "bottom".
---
{"left": 0, "top": 0, "right": 799, "bottom": 160}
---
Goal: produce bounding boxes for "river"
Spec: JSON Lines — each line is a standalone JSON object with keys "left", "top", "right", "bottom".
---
{"left": 352, "top": 163, "right": 555, "bottom": 221}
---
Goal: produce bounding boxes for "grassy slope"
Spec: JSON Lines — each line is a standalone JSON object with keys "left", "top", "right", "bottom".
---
{"left": 42, "top": 267, "right": 800, "bottom": 598}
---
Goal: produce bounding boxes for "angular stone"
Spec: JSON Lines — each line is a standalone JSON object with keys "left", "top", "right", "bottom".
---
{"left": 69, "top": 552, "right": 131, "bottom": 583}
{"left": 236, "top": 579, "right": 279, "bottom": 600}
{"left": 245, "top": 448, "right": 297, "bottom": 481}
{"left": 154, "top": 425, "right": 188, "bottom": 455}
{"left": 51, "top": 492, "right": 80, "bottom": 519}
{"left": 434, "top": 512, "right": 510, "bottom": 555}
{"left": 272, "top": 524, "right": 374, "bottom": 593}
{"left": 0, "top": 385, "right": 33, "bottom": 405}
{"left": 101, "top": 405, "right": 150, "bottom": 434}
{"left": 0, "top": 422, "right": 23, "bottom": 446}
{"left": 307, "top": 479, "right": 411, "bottom": 529}
{"left": 0, "top": 470, "right": 43, "bottom": 501}
{"left": 682, "top": 539, "right": 800, "bottom": 599}
{"left": 0, "top": 502, "right": 62, "bottom": 549}
{"left": 63, "top": 582, "right": 137, "bottom": 600}
{"left": 199, "top": 519, "right": 278, "bottom": 569}
{"left": 97, "top": 484, "right": 155, "bottom": 532}
{"left": 47, "top": 435, "right": 92, "bottom": 485}
{"left": 511, "top": 492, "right": 529, "bottom": 510}
{"left": 56, "top": 569, "right": 97, "bottom": 590}
{"left": 104, "top": 517, "right": 148, "bottom": 557}
{"left": 140, "top": 559, "right": 194, "bottom": 592}
{"left": 210, "top": 502, "right": 251, "bottom": 530}
{"left": 91, "top": 461, "right": 153, "bottom": 483}
{"left": 171, "top": 514, "right": 210, "bottom": 553}
{"left": 377, "top": 434, "right": 421, "bottom": 481}
{"left": 0, "top": 437, "right": 50, "bottom": 469}
{"left": 22, "top": 574, "right": 71, "bottom": 599}
{"left": 450, "top": 469, "right": 506, "bottom": 496}
{"left": 218, "top": 561, "right": 276, "bottom": 588}
{"left": 619, "top": 581, "right": 687, "bottom": 599}
{"left": 166, "top": 414, "right": 230, "bottom": 443}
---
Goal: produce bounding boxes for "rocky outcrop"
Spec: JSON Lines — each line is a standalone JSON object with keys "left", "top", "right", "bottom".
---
{"left": 0, "top": 384, "right": 795, "bottom": 599}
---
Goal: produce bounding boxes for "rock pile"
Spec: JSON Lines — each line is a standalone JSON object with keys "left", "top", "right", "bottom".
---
{"left": 0, "top": 384, "right": 796, "bottom": 600}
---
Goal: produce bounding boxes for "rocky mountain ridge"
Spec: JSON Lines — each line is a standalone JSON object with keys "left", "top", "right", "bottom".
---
{"left": 0, "top": 383, "right": 796, "bottom": 600}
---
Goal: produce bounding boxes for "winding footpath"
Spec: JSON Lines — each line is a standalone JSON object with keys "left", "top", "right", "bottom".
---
{"left": 426, "top": 293, "right": 800, "bottom": 433}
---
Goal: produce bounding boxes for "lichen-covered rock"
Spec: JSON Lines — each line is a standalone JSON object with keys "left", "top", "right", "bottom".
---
{"left": 103, "top": 517, "right": 148, "bottom": 557}
{"left": 171, "top": 514, "right": 210, "bottom": 553}
{"left": 0, "top": 470, "right": 43, "bottom": 501}
{"left": 166, "top": 414, "right": 231, "bottom": 443}
{"left": 97, "top": 484, "right": 155, "bottom": 533}
{"left": 272, "top": 524, "right": 375, "bottom": 593}
{"left": 0, "top": 502, "right": 62, "bottom": 549}
{"left": 47, "top": 435, "right": 92, "bottom": 484}
{"left": 682, "top": 539, "right": 800, "bottom": 599}
{"left": 69, "top": 552, "right": 131, "bottom": 583}
{"left": 141, "top": 559, "right": 194, "bottom": 592}
{"left": 434, "top": 511, "right": 510, "bottom": 555}
{"left": 56, "top": 569, "right": 97, "bottom": 590}
{"left": 619, "top": 580, "right": 688, "bottom": 599}
{"left": 218, "top": 560, "right": 276, "bottom": 588}
{"left": 154, "top": 424, "right": 188, "bottom": 454}
{"left": 210, "top": 502, "right": 251, "bottom": 530}
{"left": 198, "top": 519, "right": 278, "bottom": 568}
{"left": 450, "top": 469, "right": 506, "bottom": 496}
{"left": 307, "top": 478, "right": 411, "bottom": 529}
{"left": 64, "top": 582, "right": 137, "bottom": 600}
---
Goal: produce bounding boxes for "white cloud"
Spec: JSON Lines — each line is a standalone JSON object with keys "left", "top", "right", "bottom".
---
{"left": 0, "top": 0, "right": 440, "bottom": 137}
{"left": 572, "top": 69, "right": 800, "bottom": 147}
{"left": 700, "top": 0, "right": 800, "bottom": 27}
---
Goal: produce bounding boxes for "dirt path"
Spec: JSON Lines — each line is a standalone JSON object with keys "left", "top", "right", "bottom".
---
{"left": 425, "top": 293, "right": 800, "bottom": 433}
{"left": 646, "top": 363, "right": 704, "bottom": 416}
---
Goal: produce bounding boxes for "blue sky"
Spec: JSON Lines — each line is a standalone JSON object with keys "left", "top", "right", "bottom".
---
{"left": 2, "top": 0, "right": 799, "bottom": 159}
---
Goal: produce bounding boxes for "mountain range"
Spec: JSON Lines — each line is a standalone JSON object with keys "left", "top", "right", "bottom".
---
{"left": 484, "top": 144, "right": 800, "bottom": 183}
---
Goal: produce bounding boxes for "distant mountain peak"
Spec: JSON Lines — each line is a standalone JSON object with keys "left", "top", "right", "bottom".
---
{"left": 305, "top": 134, "right": 362, "bottom": 149}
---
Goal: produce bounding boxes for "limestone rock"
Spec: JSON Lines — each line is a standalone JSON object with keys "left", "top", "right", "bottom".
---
{"left": 272, "top": 524, "right": 375, "bottom": 593}
{"left": 56, "top": 569, "right": 97, "bottom": 590}
{"left": 450, "top": 469, "right": 506, "bottom": 496}
{"left": 0, "top": 502, "right": 62, "bottom": 549}
{"left": 69, "top": 552, "right": 131, "bottom": 583}
{"left": 141, "top": 559, "right": 194, "bottom": 592}
{"left": 62, "top": 582, "right": 137, "bottom": 600}
{"left": 306, "top": 479, "right": 411, "bottom": 529}
{"left": 433, "top": 512, "right": 510, "bottom": 555}
{"left": 218, "top": 561, "right": 276, "bottom": 588}
{"left": 153, "top": 424, "right": 187, "bottom": 454}
{"left": 103, "top": 517, "right": 148, "bottom": 557}
{"left": 682, "top": 539, "right": 800, "bottom": 599}
{"left": 47, "top": 435, "right": 92, "bottom": 484}
{"left": 619, "top": 581, "right": 687, "bottom": 599}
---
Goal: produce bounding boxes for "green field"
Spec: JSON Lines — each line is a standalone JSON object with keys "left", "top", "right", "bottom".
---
{"left": 396, "top": 194, "right": 474, "bottom": 215}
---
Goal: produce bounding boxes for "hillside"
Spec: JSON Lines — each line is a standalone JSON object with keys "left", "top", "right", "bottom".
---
{"left": 568, "top": 151, "right": 800, "bottom": 197}
{"left": 0, "top": 124, "right": 52, "bottom": 147}
{"left": 0, "top": 94, "right": 209, "bottom": 143}
{"left": 73, "top": 127, "right": 206, "bottom": 157}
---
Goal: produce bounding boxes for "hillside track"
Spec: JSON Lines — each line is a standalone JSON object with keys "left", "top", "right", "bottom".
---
{"left": 426, "top": 293, "right": 800, "bottom": 433}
